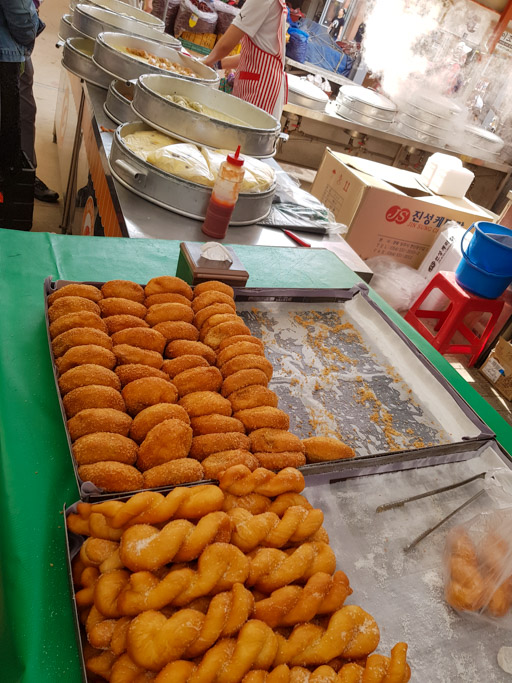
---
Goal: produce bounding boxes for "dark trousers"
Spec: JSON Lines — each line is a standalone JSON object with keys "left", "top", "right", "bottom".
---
{"left": 0, "top": 62, "right": 22, "bottom": 175}
{"left": 19, "top": 56, "right": 37, "bottom": 168}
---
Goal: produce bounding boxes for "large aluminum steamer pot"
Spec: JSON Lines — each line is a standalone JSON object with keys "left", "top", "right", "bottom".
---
{"left": 70, "top": 0, "right": 164, "bottom": 29}
{"left": 62, "top": 37, "right": 113, "bottom": 89}
{"left": 73, "top": 4, "right": 180, "bottom": 47}
{"left": 464, "top": 124, "right": 504, "bottom": 155}
{"left": 335, "top": 101, "right": 392, "bottom": 131}
{"left": 132, "top": 75, "right": 280, "bottom": 158}
{"left": 109, "top": 122, "right": 276, "bottom": 225}
{"left": 401, "top": 102, "right": 452, "bottom": 127}
{"left": 337, "top": 85, "right": 396, "bottom": 122}
{"left": 104, "top": 80, "right": 136, "bottom": 124}
{"left": 397, "top": 111, "right": 451, "bottom": 136}
{"left": 59, "top": 14, "right": 85, "bottom": 40}
{"left": 395, "top": 118, "right": 445, "bottom": 147}
{"left": 287, "top": 74, "right": 328, "bottom": 111}
{"left": 94, "top": 32, "right": 219, "bottom": 85}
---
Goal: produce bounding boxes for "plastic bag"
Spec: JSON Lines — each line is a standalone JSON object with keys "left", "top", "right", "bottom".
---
{"left": 286, "top": 27, "right": 308, "bottom": 62}
{"left": 201, "top": 148, "right": 276, "bottom": 193}
{"left": 123, "top": 130, "right": 176, "bottom": 160}
{"left": 147, "top": 143, "right": 214, "bottom": 186}
{"left": 365, "top": 256, "right": 427, "bottom": 313}
{"left": 213, "top": 0, "right": 239, "bottom": 34}
{"left": 174, "top": 0, "right": 217, "bottom": 36}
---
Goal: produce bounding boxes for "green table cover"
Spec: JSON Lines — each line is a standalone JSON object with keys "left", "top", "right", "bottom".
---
{"left": 0, "top": 231, "right": 511, "bottom": 683}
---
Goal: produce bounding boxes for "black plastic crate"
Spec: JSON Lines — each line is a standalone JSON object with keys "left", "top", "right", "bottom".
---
{"left": 0, "top": 153, "right": 35, "bottom": 231}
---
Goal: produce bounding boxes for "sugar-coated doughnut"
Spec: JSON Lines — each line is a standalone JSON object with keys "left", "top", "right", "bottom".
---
{"left": 111, "top": 328, "right": 166, "bottom": 354}
{"left": 48, "top": 296, "right": 100, "bottom": 323}
{"left": 302, "top": 436, "right": 356, "bottom": 462}
{"left": 48, "top": 284, "right": 102, "bottom": 305}
{"left": 63, "top": 385, "right": 125, "bottom": 418}
{"left": 190, "top": 432, "right": 250, "bottom": 460}
{"left": 144, "top": 276, "right": 193, "bottom": 300}
{"left": 145, "top": 302, "right": 194, "bottom": 326}
{"left": 58, "top": 365, "right": 121, "bottom": 395}
{"left": 67, "top": 408, "right": 132, "bottom": 442}
{"left": 152, "top": 321, "right": 199, "bottom": 342}
{"left": 52, "top": 328, "right": 113, "bottom": 359}
{"left": 49, "top": 312, "right": 107, "bottom": 340}
{"left": 228, "top": 386, "right": 279, "bottom": 412}
{"left": 191, "top": 291, "right": 236, "bottom": 314}
{"left": 190, "top": 414, "right": 245, "bottom": 437}
{"left": 233, "top": 406, "right": 290, "bottom": 432}
{"left": 99, "top": 298, "right": 147, "bottom": 319}
{"left": 253, "top": 451, "right": 306, "bottom": 470}
{"left": 216, "top": 341, "right": 264, "bottom": 367}
{"left": 172, "top": 366, "right": 223, "bottom": 397}
{"left": 145, "top": 293, "right": 192, "bottom": 308}
{"left": 249, "top": 428, "right": 305, "bottom": 453}
{"left": 218, "top": 335, "right": 265, "bottom": 352}
{"left": 113, "top": 344, "right": 163, "bottom": 369}
{"left": 115, "top": 364, "right": 170, "bottom": 388}
{"left": 194, "top": 303, "right": 235, "bottom": 330}
{"left": 101, "top": 280, "right": 145, "bottom": 304}
{"left": 78, "top": 461, "right": 143, "bottom": 492}
{"left": 56, "top": 345, "right": 116, "bottom": 375}
{"left": 165, "top": 340, "right": 216, "bottom": 365}
{"left": 73, "top": 433, "right": 138, "bottom": 465}
{"left": 199, "top": 314, "right": 241, "bottom": 340}
{"left": 221, "top": 369, "right": 268, "bottom": 397}
{"left": 143, "top": 459, "right": 204, "bottom": 488}
{"left": 130, "top": 403, "right": 190, "bottom": 444}
{"left": 122, "top": 377, "right": 178, "bottom": 416}
{"left": 162, "top": 355, "right": 209, "bottom": 379}
{"left": 202, "top": 450, "right": 258, "bottom": 479}
{"left": 220, "top": 355, "right": 273, "bottom": 381}
{"left": 203, "top": 321, "right": 251, "bottom": 349}
{"left": 137, "top": 419, "right": 193, "bottom": 470}
{"left": 104, "top": 315, "right": 149, "bottom": 335}
{"left": 178, "top": 391, "right": 232, "bottom": 418}
{"left": 193, "top": 280, "right": 235, "bottom": 298}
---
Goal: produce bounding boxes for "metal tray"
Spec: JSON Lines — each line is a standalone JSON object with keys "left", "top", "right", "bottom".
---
{"left": 70, "top": 0, "right": 164, "bottom": 29}
{"left": 109, "top": 122, "right": 276, "bottom": 225}
{"left": 335, "top": 101, "right": 393, "bottom": 131}
{"left": 132, "top": 74, "right": 281, "bottom": 158}
{"left": 337, "top": 85, "right": 396, "bottom": 121}
{"left": 104, "top": 79, "right": 136, "bottom": 125}
{"left": 93, "top": 32, "right": 219, "bottom": 86}
{"left": 59, "top": 13, "right": 85, "bottom": 40}
{"left": 62, "top": 36, "right": 113, "bottom": 90}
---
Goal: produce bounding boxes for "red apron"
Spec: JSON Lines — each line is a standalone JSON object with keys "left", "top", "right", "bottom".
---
{"left": 233, "top": 0, "right": 288, "bottom": 118}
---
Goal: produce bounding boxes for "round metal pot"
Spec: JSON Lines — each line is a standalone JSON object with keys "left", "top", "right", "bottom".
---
{"left": 464, "top": 125, "right": 504, "bottom": 155}
{"left": 337, "top": 85, "right": 396, "bottom": 122}
{"left": 62, "top": 37, "right": 113, "bottom": 89}
{"left": 335, "top": 100, "right": 393, "bottom": 131}
{"left": 70, "top": 0, "right": 164, "bottom": 29}
{"left": 59, "top": 13, "right": 85, "bottom": 40}
{"left": 104, "top": 80, "right": 136, "bottom": 124}
{"left": 398, "top": 112, "right": 451, "bottom": 136}
{"left": 394, "top": 119, "right": 446, "bottom": 147}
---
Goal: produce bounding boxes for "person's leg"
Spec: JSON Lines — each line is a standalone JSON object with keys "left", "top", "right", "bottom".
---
{"left": 0, "top": 62, "right": 23, "bottom": 175}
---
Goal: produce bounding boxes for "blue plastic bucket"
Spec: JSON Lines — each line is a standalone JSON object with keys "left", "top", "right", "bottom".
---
{"left": 456, "top": 232, "right": 512, "bottom": 298}
{"left": 465, "top": 221, "right": 512, "bottom": 276}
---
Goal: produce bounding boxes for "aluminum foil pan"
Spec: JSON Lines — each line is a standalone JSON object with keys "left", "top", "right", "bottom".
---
{"left": 395, "top": 118, "right": 445, "bottom": 147}
{"left": 132, "top": 74, "right": 280, "bottom": 158}
{"left": 337, "top": 85, "right": 396, "bottom": 121}
{"left": 70, "top": 0, "right": 164, "bottom": 29}
{"left": 73, "top": 4, "right": 180, "bottom": 47}
{"left": 335, "top": 100, "right": 393, "bottom": 131}
{"left": 464, "top": 124, "right": 504, "bottom": 154}
{"left": 62, "top": 37, "right": 112, "bottom": 90}
{"left": 59, "top": 13, "right": 85, "bottom": 40}
{"left": 104, "top": 79, "right": 135, "bottom": 124}
{"left": 94, "top": 32, "right": 219, "bottom": 86}
{"left": 109, "top": 122, "right": 276, "bottom": 225}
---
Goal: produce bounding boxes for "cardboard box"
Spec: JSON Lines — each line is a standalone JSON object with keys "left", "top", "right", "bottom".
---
{"left": 481, "top": 337, "right": 512, "bottom": 402}
{"left": 311, "top": 150, "right": 496, "bottom": 268}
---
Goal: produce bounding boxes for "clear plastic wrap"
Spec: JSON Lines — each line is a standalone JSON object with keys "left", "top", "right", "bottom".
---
{"left": 174, "top": 0, "right": 218, "bottom": 36}
{"left": 365, "top": 256, "right": 427, "bottom": 313}
{"left": 147, "top": 143, "right": 214, "bottom": 185}
{"left": 201, "top": 148, "right": 275, "bottom": 193}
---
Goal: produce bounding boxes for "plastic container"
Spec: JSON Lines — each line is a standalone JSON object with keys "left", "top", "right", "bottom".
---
{"left": 465, "top": 222, "right": 512, "bottom": 277}
{"left": 201, "top": 146, "right": 245, "bottom": 239}
{"left": 455, "top": 224, "right": 512, "bottom": 298}
{"left": 420, "top": 153, "right": 474, "bottom": 198}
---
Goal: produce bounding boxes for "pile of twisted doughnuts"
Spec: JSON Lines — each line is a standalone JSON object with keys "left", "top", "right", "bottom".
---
{"left": 68, "top": 464, "right": 411, "bottom": 682}
{"left": 49, "top": 276, "right": 356, "bottom": 493}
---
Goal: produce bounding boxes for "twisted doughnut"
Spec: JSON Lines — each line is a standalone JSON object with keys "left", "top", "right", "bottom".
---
{"left": 80, "top": 538, "right": 122, "bottom": 573}
{"left": 445, "top": 530, "right": 485, "bottom": 612}
{"left": 76, "top": 567, "right": 100, "bottom": 608}
{"left": 67, "top": 510, "right": 124, "bottom": 541}
{"left": 221, "top": 492, "right": 312, "bottom": 517}
{"left": 218, "top": 466, "right": 305, "bottom": 497}
{"left": 84, "top": 649, "right": 118, "bottom": 681}
{"left": 86, "top": 606, "right": 130, "bottom": 655}
{"left": 110, "top": 653, "right": 156, "bottom": 682}
{"left": 268, "top": 494, "right": 312, "bottom": 516}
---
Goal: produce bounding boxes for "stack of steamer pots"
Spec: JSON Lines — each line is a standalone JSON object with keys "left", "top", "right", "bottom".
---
{"left": 395, "top": 93, "right": 462, "bottom": 147}
{"left": 335, "top": 85, "right": 397, "bottom": 132}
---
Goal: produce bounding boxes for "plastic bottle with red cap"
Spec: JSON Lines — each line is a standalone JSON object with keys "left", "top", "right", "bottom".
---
{"left": 201, "top": 146, "right": 245, "bottom": 240}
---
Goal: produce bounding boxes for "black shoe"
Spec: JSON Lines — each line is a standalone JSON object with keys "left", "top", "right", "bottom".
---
{"left": 34, "top": 177, "right": 59, "bottom": 203}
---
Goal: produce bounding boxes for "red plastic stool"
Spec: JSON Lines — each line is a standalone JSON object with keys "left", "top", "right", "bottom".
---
{"left": 405, "top": 271, "right": 504, "bottom": 366}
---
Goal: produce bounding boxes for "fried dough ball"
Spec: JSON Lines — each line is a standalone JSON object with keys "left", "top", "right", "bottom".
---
{"left": 52, "top": 328, "right": 113, "bottom": 359}
{"left": 220, "top": 355, "right": 273, "bottom": 381}
{"left": 145, "top": 293, "right": 192, "bottom": 308}
{"left": 179, "top": 391, "right": 232, "bottom": 418}
{"left": 144, "top": 276, "right": 193, "bottom": 301}
{"left": 101, "top": 280, "right": 145, "bottom": 304}
{"left": 48, "top": 284, "right": 102, "bottom": 305}
{"left": 59, "top": 365, "right": 121, "bottom": 395}
{"left": 143, "top": 459, "right": 204, "bottom": 488}
{"left": 48, "top": 296, "right": 101, "bottom": 324}
{"left": 302, "top": 436, "right": 356, "bottom": 462}
{"left": 190, "top": 432, "right": 250, "bottom": 460}
{"left": 191, "top": 291, "right": 236, "bottom": 314}
{"left": 190, "top": 415, "right": 245, "bottom": 437}
{"left": 173, "top": 366, "right": 223, "bottom": 397}
{"left": 218, "top": 335, "right": 265, "bottom": 351}
{"left": 104, "top": 315, "right": 149, "bottom": 335}
{"left": 145, "top": 302, "right": 195, "bottom": 327}
{"left": 63, "top": 385, "right": 125, "bottom": 418}
{"left": 99, "top": 298, "right": 147, "bottom": 319}
{"left": 122, "top": 377, "right": 178, "bottom": 416}
{"left": 165, "top": 340, "right": 216, "bottom": 365}
{"left": 67, "top": 408, "right": 132, "bottom": 442}
{"left": 113, "top": 344, "right": 163, "bottom": 369}
{"left": 221, "top": 369, "right": 269, "bottom": 397}
{"left": 203, "top": 321, "right": 251, "bottom": 349}
{"left": 115, "top": 364, "right": 170, "bottom": 388}
{"left": 56, "top": 345, "right": 117, "bottom": 375}
{"left": 162, "top": 355, "right": 209, "bottom": 379}
{"left": 202, "top": 450, "right": 258, "bottom": 479}
{"left": 78, "top": 462, "right": 143, "bottom": 492}
{"left": 216, "top": 341, "right": 264, "bottom": 367}
{"left": 254, "top": 451, "right": 306, "bottom": 469}
{"left": 137, "top": 419, "right": 193, "bottom": 470}
{"left": 228, "top": 386, "right": 279, "bottom": 412}
{"left": 130, "top": 403, "right": 190, "bottom": 444}
{"left": 111, "top": 327, "right": 166, "bottom": 354}
{"left": 73, "top": 433, "right": 138, "bottom": 466}
{"left": 152, "top": 321, "right": 199, "bottom": 342}
{"left": 194, "top": 303, "right": 235, "bottom": 330}
{"left": 193, "top": 281, "right": 235, "bottom": 298}
{"left": 233, "top": 406, "right": 290, "bottom": 432}
{"left": 49, "top": 312, "right": 107, "bottom": 340}
{"left": 249, "top": 428, "right": 305, "bottom": 453}
{"left": 199, "top": 314, "right": 241, "bottom": 340}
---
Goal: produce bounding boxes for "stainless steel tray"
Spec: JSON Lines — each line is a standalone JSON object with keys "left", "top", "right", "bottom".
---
{"left": 62, "top": 36, "right": 112, "bottom": 90}
{"left": 132, "top": 74, "right": 281, "bottom": 158}
{"left": 93, "top": 32, "right": 219, "bottom": 86}
{"left": 59, "top": 13, "right": 85, "bottom": 40}
{"left": 70, "top": 0, "right": 164, "bottom": 29}
{"left": 335, "top": 101, "right": 393, "bottom": 131}
{"left": 109, "top": 122, "right": 275, "bottom": 225}
{"left": 104, "top": 79, "right": 136, "bottom": 125}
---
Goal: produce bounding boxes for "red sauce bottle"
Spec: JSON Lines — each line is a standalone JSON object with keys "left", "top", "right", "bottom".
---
{"left": 201, "top": 146, "right": 245, "bottom": 239}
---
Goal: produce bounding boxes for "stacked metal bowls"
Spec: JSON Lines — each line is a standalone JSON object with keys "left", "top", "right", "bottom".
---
{"left": 335, "top": 85, "right": 397, "bottom": 132}
{"left": 396, "top": 93, "right": 461, "bottom": 147}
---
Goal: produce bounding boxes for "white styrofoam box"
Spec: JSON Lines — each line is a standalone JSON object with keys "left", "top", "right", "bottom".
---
{"left": 421, "top": 153, "right": 462, "bottom": 185}
{"left": 421, "top": 153, "right": 474, "bottom": 198}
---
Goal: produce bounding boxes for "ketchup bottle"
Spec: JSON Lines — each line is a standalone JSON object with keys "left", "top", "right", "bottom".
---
{"left": 201, "top": 146, "right": 245, "bottom": 239}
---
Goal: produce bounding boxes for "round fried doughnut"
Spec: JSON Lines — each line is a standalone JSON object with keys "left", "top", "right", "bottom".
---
{"left": 67, "top": 408, "right": 132, "bottom": 441}
{"left": 122, "top": 377, "right": 178, "bottom": 416}
{"left": 199, "top": 314, "right": 241, "bottom": 340}
{"left": 99, "top": 298, "right": 147, "bottom": 319}
{"left": 130, "top": 403, "right": 190, "bottom": 444}
{"left": 219, "top": 335, "right": 264, "bottom": 351}
{"left": 190, "top": 415, "right": 245, "bottom": 437}
{"left": 233, "top": 407, "right": 290, "bottom": 432}
{"left": 202, "top": 450, "right": 258, "bottom": 479}
{"left": 228, "top": 386, "right": 279, "bottom": 412}
{"left": 194, "top": 303, "right": 235, "bottom": 330}
{"left": 221, "top": 369, "right": 268, "bottom": 398}
{"left": 137, "top": 419, "right": 193, "bottom": 470}
{"left": 73, "top": 433, "right": 138, "bottom": 466}
{"left": 172, "top": 366, "right": 222, "bottom": 398}
{"left": 220, "top": 355, "right": 273, "bottom": 381}
{"left": 253, "top": 451, "right": 306, "bottom": 470}
{"left": 193, "top": 281, "right": 234, "bottom": 298}
{"left": 302, "top": 436, "right": 356, "bottom": 462}
{"left": 101, "top": 280, "right": 145, "bottom": 304}
{"left": 59, "top": 365, "right": 121, "bottom": 395}
{"left": 111, "top": 328, "right": 166, "bottom": 354}
{"left": 249, "top": 429, "right": 305, "bottom": 453}
{"left": 216, "top": 341, "right": 264, "bottom": 367}
{"left": 179, "top": 391, "right": 232, "bottom": 418}
{"left": 78, "top": 462, "right": 143, "bottom": 492}
{"left": 190, "top": 432, "right": 250, "bottom": 460}
{"left": 152, "top": 321, "right": 199, "bottom": 343}
{"left": 145, "top": 293, "right": 192, "bottom": 308}
{"left": 191, "top": 291, "right": 236, "bottom": 314}
{"left": 143, "top": 459, "right": 203, "bottom": 488}
{"left": 145, "top": 302, "right": 194, "bottom": 327}
{"left": 49, "top": 312, "right": 107, "bottom": 340}
{"left": 63, "top": 385, "right": 125, "bottom": 418}
{"left": 165, "top": 340, "right": 216, "bottom": 365}
{"left": 48, "top": 284, "right": 102, "bottom": 305}
{"left": 113, "top": 344, "right": 163, "bottom": 369}
{"left": 203, "top": 321, "right": 251, "bottom": 349}
{"left": 105, "top": 315, "right": 149, "bottom": 335}
{"left": 115, "top": 364, "right": 170, "bottom": 388}
{"left": 48, "top": 296, "right": 100, "bottom": 324}
{"left": 56, "top": 345, "right": 117, "bottom": 375}
{"left": 52, "top": 328, "right": 113, "bottom": 359}
{"left": 162, "top": 355, "right": 209, "bottom": 379}
{"left": 144, "top": 276, "right": 193, "bottom": 301}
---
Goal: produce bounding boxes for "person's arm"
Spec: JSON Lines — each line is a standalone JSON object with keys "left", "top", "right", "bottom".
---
{"left": 220, "top": 54, "right": 241, "bottom": 71}
{"left": 0, "top": 0, "right": 38, "bottom": 47}
{"left": 203, "top": 25, "right": 245, "bottom": 67}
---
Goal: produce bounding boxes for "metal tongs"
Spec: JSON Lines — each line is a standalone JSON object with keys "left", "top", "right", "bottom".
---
{"left": 376, "top": 472, "right": 487, "bottom": 553}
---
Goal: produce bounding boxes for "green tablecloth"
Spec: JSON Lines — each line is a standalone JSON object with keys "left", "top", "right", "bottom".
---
{"left": 1, "top": 231, "right": 511, "bottom": 682}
